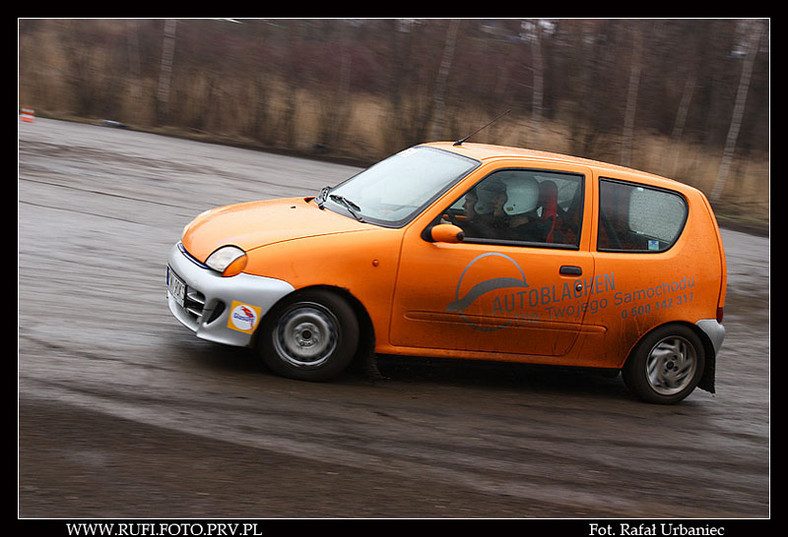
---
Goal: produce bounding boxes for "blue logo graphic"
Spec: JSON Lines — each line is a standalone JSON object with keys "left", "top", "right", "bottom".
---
{"left": 446, "top": 252, "right": 529, "bottom": 331}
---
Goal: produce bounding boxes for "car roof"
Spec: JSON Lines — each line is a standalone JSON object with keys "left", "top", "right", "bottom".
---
{"left": 426, "top": 141, "right": 686, "bottom": 190}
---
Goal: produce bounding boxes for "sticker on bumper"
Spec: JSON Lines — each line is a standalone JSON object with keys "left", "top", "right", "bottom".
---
{"left": 227, "top": 301, "right": 262, "bottom": 334}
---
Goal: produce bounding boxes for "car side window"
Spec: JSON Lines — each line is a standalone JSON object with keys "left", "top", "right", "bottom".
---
{"left": 443, "top": 169, "right": 584, "bottom": 248}
{"left": 597, "top": 178, "right": 688, "bottom": 252}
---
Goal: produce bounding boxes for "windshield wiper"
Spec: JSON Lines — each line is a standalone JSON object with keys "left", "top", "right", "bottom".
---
{"left": 329, "top": 194, "right": 364, "bottom": 222}
{"left": 316, "top": 186, "right": 332, "bottom": 209}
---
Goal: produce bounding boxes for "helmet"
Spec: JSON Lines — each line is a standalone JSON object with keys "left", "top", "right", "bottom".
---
{"left": 473, "top": 179, "right": 506, "bottom": 215}
{"left": 500, "top": 173, "right": 539, "bottom": 215}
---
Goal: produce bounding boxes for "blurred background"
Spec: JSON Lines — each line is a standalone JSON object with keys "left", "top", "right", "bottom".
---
{"left": 18, "top": 18, "right": 769, "bottom": 231}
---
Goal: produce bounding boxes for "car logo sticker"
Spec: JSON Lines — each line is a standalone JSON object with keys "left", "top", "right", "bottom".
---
{"left": 227, "top": 301, "right": 262, "bottom": 334}
{"left": 447, "top": 252, "right": 529, "bottom": 331}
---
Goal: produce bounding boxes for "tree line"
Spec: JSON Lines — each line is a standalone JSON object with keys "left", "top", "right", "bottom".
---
{"left": 19, "top": 18, "right": 769, "bottom": 209}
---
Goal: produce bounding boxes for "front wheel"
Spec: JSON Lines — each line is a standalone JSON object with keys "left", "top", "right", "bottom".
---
{"left": 622, "top": 324, "right": 705, "bottom": 404}
{"left": 258, "top": 289, "right": 359, "bottom": 381}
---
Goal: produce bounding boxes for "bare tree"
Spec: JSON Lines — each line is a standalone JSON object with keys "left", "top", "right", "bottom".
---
{"left": 621, "top": 23, "right": 644, "bottom": 166}
{"left": 710, "top": 19, "right": 766, "bottom": 201}
{"left": 516, "top": 20, "right": 547, "bottom": 147}
{"left": 156, "top": 19, "right": 177, "bottom": 126}
{"left": 429, "top": 19, "right": 461, "bottom": 140}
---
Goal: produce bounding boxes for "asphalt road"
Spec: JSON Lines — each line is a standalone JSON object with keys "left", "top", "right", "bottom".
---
{"left": 18, "top": 119, "right": 769, "bottom": 521}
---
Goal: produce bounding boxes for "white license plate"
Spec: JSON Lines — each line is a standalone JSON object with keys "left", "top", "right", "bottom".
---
{"left": 167, "top": 266, "right": 186, "bottom": 307}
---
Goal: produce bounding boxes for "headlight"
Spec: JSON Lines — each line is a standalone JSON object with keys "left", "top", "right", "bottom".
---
{"left": 205, "top": 245, "right": 248, "bottom": 277}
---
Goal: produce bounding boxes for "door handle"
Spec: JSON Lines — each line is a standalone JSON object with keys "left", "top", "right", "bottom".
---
{"left": 559, "top": 265, "right": 583, "bottom": 276}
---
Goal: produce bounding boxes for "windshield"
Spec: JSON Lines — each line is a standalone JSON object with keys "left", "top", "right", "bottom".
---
{"left": 319, "top": 146, "right": 479, "bottom": 227}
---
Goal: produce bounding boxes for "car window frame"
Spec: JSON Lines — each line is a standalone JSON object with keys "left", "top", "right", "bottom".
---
{"left": 324, "top": 146, "right": 482, "bottom": 229}
{"left": 427, "top": 167, "right": 587, "bottom": 251}
{"left": 596, "top": 177, "right": 689, "bottom": 254}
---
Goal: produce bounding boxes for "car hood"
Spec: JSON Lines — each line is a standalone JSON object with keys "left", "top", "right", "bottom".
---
{"left": 181, "top": 197, "right": 370, "bottom": 262}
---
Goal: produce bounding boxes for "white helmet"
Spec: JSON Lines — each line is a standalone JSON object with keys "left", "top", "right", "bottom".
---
{"left": 473, "top": 179, "right": 506, "bottom": 215}
{"left": 500, "top": 173, "right": 539, "bottom": 215}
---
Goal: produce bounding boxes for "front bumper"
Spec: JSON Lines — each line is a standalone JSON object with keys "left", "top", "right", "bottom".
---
{"left": 166, "top": 243, "right": 294, "bottom": 347}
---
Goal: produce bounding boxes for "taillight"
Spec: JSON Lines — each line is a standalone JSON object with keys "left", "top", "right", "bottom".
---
{"left": 716, "top": 307, "right": 724, "bottom": 323}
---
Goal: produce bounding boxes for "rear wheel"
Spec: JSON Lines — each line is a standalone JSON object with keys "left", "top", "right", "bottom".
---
{"left": 622, "top": 324, "right": 705, "bottom": 404}
{"left": 258, "top": 289, "right": 359, "bottom": 381}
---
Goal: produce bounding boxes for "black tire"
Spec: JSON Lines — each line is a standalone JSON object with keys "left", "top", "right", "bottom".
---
{"left": 258, "top": 289, "right": 359, "bottom": 381}
{"left": 622, "top": 324, "right": 705, "bottom": 404}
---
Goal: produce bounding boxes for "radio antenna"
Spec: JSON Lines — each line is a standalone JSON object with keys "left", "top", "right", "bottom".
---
{"left": 453, "top": 109, "right": 511, "bottom": 146}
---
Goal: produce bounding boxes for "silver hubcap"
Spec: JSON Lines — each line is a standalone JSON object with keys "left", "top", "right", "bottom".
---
{"left": 274, "top": 303, "right": 338, "bottom": 368}
{"left": 646, "top": 336, "right": 698, "bottom": 395}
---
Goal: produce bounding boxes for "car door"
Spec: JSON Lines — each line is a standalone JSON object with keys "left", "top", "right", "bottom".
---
{"left": 389, "top": 164, "right": 597, "bottom": 358}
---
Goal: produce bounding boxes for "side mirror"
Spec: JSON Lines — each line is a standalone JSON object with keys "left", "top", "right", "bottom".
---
{"left": 430, "top": 223, "right": 465, "bottom": 243}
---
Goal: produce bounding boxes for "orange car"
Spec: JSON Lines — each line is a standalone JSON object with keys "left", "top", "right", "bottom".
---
{"left": 167, "top": 142, "right": 726, "bottom": 404}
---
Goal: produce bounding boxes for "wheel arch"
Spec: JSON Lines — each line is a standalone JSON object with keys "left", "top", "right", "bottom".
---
{"left": 625, "top": 320, "right": 716, "bottom": 395}
{"left": 253, "top": 284, "right": 376, "bottom": 371}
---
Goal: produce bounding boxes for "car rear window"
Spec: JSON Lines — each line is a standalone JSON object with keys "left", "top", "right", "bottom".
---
{"left": 597, "top": 178, "right": 688, "bottom": 252}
